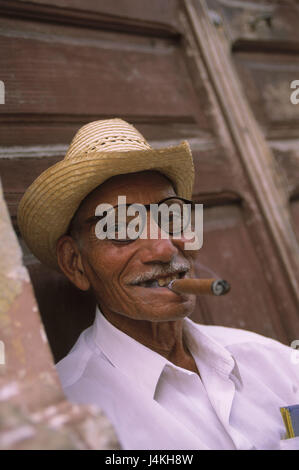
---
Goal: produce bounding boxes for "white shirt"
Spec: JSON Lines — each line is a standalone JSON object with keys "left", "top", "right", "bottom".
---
{"left": 56, "top": 306, "right": 299, "bottom": 450}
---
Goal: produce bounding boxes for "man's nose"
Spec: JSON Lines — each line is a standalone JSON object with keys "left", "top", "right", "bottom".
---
{"left": 139, "top": 236, "right": 179, "bottom": 264}
{"left": 138, "top": 218, "right": 180, "bottom": 264}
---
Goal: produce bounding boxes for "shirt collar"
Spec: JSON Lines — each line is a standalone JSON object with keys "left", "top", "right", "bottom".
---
{"left": 92, "top": 306, "right": 169, "bottom": 397}
{"left": 92, "top": 306, "right": 243, "bottom": 397}
{"left": 183, "top": 318, "right": 243, "bottom": 388}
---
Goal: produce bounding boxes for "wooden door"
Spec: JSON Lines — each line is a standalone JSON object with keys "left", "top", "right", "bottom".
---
{"left": 0, "top": 0, "right": 298, "bottom": 363}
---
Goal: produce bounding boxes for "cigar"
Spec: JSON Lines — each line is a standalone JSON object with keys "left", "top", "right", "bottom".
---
{"left": 168, "top": 278, "right": 230, "bottom": 296}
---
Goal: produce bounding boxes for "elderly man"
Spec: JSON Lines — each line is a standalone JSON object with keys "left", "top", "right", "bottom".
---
{"left": 18, "top": 119, "right": 299, "bottom": 450}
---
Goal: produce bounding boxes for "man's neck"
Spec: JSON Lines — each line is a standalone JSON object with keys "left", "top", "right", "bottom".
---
{"left": 99, "top": 306, "right": 200, "bottom": 376}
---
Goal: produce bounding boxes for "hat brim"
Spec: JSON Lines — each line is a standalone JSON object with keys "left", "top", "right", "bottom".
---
{"left": 17, "top": 141, "right": 194, "bottom": 270}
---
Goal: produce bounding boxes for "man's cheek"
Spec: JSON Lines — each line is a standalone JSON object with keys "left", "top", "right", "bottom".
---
{"left": 184, "top": 245, "right": 200, "bottom": 265}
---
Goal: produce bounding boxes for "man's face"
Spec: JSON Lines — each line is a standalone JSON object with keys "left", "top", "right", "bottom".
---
{"left": 70, "top": 171, "right": 198, "bottom": 322}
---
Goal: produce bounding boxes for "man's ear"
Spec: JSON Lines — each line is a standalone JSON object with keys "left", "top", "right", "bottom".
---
{"left": 56, "top": 235, "right": 90, "bottom": 291}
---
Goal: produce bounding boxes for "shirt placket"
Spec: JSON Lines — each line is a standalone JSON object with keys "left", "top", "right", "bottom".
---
{"left": 199, "top": 360, "right": 256, "bottom": 450}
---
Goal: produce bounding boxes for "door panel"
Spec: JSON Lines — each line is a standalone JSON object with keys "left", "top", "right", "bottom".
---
{"left": 1, "top": 0, "right": 298, "bottom": 363}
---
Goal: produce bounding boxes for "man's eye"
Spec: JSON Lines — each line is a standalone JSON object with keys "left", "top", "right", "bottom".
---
{"left": 106, "top": 223, "right": 127, "bottom": 236}
{"left": 160, "top": 212, "right": 182, "bottom": 225}
{"left": 170, "top": 212, "right": 182, "bottom": 221}
{"left": 108, "top": 223, "right": 126, "bottom": 230}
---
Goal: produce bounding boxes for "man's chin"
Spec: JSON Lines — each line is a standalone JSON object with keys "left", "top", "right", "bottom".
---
{"left": 132, "top": 296, "right": 195, "bottom": 322}
{"left": 128, "top": 284, "right": 192, "bottom": 301}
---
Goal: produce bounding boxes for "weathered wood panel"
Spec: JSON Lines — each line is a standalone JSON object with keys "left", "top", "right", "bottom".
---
{"left": 13, "top": 0, "right": 181, "bottom": 27}
{"left": 271, "top": 142, "right": 299, "bottom": 199}
{"left": 233, "top": 52, "right": 299, "bottom": 139}
{"left": 0, "top": 14, "right": 212, "bottom": 148}
{"left": 191, "top": 204, "right": 291, "bottom": 342}
{"left": 0, "top": 38, "right": 196, "bottom": 117}
{"left": 207, "top": 1, "right": 299, "bottom": 50}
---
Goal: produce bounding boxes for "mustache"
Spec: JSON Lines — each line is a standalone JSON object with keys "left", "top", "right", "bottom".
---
{"left": 126, "top": 260, "right": 191, "bottom": 285}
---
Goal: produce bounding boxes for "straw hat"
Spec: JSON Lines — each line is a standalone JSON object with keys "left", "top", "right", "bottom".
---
{"left": 17, "top": 118, "right": 194, "bottom": 271}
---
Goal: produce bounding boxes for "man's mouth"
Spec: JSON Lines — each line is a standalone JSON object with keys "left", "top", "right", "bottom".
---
{"left": 131, "top": 271, "right": 187, "bottom": 289}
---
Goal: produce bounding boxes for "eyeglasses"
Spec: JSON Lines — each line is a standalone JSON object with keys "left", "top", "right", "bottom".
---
{"left": 80, "top": 196, "right": 196, "bottom": 243}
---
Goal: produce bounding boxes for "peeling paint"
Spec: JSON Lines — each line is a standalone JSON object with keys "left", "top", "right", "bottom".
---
{"left": 0, "top": 179, "right": 23, "bottom": 316}
{"left": 31, "top": 405, "right": 58, "bottom": 423}
{"left": 38, "top": 371, "right": 56, "bottom": 386}
{"left": 7, "top": 266, "right": 30, "bottom": 283}
{"left": 264, "top": 82, "right": 299, "bottom": 121}
{"left": 0, "top": 382, "right": 19, "bottom": 400}
{"left": 49, "top": 414, "right": 69, "bottom": 428}
{"left": 0, "top": 425, "right": 35, "bottom": 447}
{"left": 11, "top": 337, "right": 26, "bottom": 364}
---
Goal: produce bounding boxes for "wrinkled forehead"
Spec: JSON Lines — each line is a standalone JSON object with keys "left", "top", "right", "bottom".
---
{"left": 73, "top": 170, "right": 176, "bottom": 224}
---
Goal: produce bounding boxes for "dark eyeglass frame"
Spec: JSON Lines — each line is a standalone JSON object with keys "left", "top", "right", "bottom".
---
{"left": 71, "top": 196, "right": 195, "bottom": 243}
